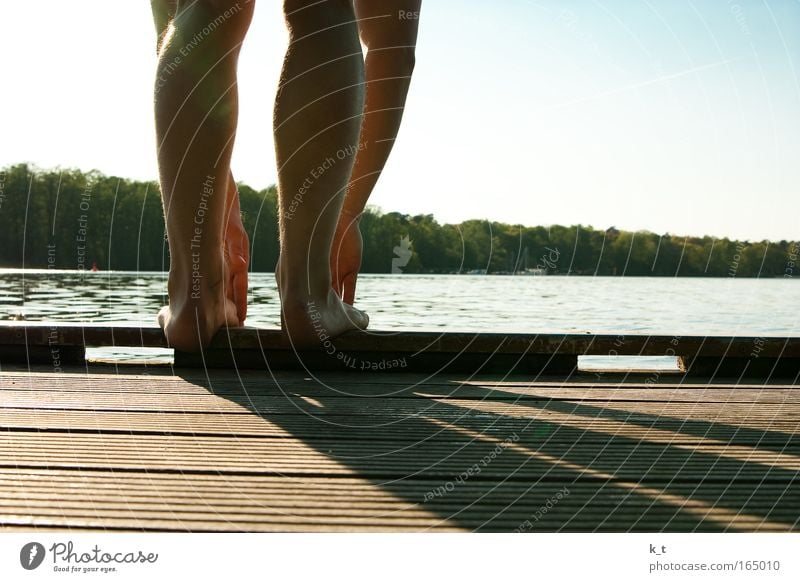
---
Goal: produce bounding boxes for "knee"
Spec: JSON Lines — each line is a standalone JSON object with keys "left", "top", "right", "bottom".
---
{"left": 283, "top": 0, "right": 355, "bottom": 36}
{"left": 175, "top": 0, "right": 255, "bottom": 43}
{"left": 394, "top": 46, "right": 416, "bottom": 77}
{"left": 367, "top": 45, "right": 416, "bottom": 78}
{"left": 358, "top": 15, "right": 417, "bottom": 77}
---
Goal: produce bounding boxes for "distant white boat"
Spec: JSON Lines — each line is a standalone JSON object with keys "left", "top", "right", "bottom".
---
{"left": 517, "top": 268, "right": 546, "bottom": 276}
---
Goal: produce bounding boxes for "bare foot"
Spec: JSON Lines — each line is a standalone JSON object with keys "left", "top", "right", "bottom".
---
{"left": 160, "top": 176, "right": 247, "bottom": 353}
{"left": 276, "top": 255, "right": 368, "bottom": 349}
{"left": 282, "top": 289, "right": 369, "bottom": 349}
{"left": 158, "top": 260, "right": 239, "bottom": 353}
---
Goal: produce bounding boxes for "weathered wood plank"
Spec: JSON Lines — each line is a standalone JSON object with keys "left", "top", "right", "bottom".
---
{"left": 2, "top": 386, "right": 799, "bottom": 410}
{"left": 4, "top": 369, "right": 796, "bottom": 393}
{"left": 176, "top": 349, "right": 581, "bottom": 375}
{"left": 3, "top": 323, "right": 798, "bottom": 375}
{"left": 0, "top": 501, "right": 790, "bottom": 532}
{"left": 0, "top": 323, "right": 168, "bottom": 348}
{"left": 1, "top": 468, "right": 794, "bottom": 496}
{"left": 2, "top": 323, "right": 798, "bottom": 357}
{"left": 0, "top": 345, "right": 85, "bottom": 367}
{"left": 0, "top": 468, "right": 795, "bottom": 532}
{"left": 1, "top": 431, "right": 798, "bottom": 479}
{"left": 0, "top": 403, "right": 798, "bottom": 440}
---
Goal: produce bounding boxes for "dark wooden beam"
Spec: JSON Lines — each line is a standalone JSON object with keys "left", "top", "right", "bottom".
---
{"left": 0, "top": 323, "right": 797, "bottom": 377}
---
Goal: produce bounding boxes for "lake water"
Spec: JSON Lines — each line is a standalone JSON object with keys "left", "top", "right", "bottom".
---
{"left": 2, "top": 270, "right": 797, "bottom": 365}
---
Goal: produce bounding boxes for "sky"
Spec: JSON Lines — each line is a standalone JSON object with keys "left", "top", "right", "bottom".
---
{"left": 1, "top": 0, "right": 799, "bottom": 241}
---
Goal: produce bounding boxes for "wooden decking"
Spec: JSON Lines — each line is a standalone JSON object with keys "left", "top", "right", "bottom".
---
{"left": 1, "top": 362, "right": 798, "bottom": 531}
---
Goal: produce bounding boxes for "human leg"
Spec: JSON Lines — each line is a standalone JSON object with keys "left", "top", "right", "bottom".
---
{"left": 275, "top": 0, "right": 369, "bottom": 347}
{"left": 331, "top": 0, "right": 421, "bottom": 304}
{"left": 154, "top": 0, "right": 254, "bottom": 351}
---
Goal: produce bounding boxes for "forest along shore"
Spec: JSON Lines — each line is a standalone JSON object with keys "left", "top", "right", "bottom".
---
{"left": 1, "top": 164, "right": 797, "bottom": 277}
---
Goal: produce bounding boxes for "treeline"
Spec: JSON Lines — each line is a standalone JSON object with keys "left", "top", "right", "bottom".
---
{"left": 0, "top": 164, "right": 796, "bottom": 277}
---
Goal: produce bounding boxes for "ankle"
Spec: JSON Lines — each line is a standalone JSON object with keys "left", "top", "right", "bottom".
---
{"left": 277, "top": 258, "right": 332, "bottom": 301}
{"left": 339, "top": 206, "right": 364, "bottom": 222}
{"left": 280, "top": 282, "right": 334, "bottom": 311}
{"left": 169, "top": 248, "right": 225, "bottom": 297}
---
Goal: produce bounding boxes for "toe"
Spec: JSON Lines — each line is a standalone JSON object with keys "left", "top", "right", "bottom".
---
{"left": 347, "top": 305, "right": 369, "bottom": 330}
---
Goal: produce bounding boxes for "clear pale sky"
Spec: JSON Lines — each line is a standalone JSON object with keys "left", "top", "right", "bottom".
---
{"left": 2, "top": 0, "right": 798, "bottom": 241}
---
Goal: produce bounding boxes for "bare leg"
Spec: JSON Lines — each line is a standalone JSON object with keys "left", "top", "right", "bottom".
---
{"left": 152, "top": 0, "right": 249, "bottom": 327}
{"left": 154, "top": 0, "right": 254, "bottom": 351}
{"left": 275, "top": 0, "right": 369, "bottom": 347}
{"left": 331, "top": 0, "right": 421, "bottom": 304}
{"left": 150, "top": 0, "right": 177, "bottom": 52}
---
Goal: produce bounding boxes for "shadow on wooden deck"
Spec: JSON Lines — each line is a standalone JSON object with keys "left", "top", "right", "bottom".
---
{"left": 173, "top": 369, "right": 800, "bottom": 532}
{"left": 0, "top": 363, "right": 797, "bottom": 532}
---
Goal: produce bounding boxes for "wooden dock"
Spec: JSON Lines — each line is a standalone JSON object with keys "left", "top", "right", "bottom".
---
{"left": 0, "top": 325, "right": 798, "bottom": 531}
